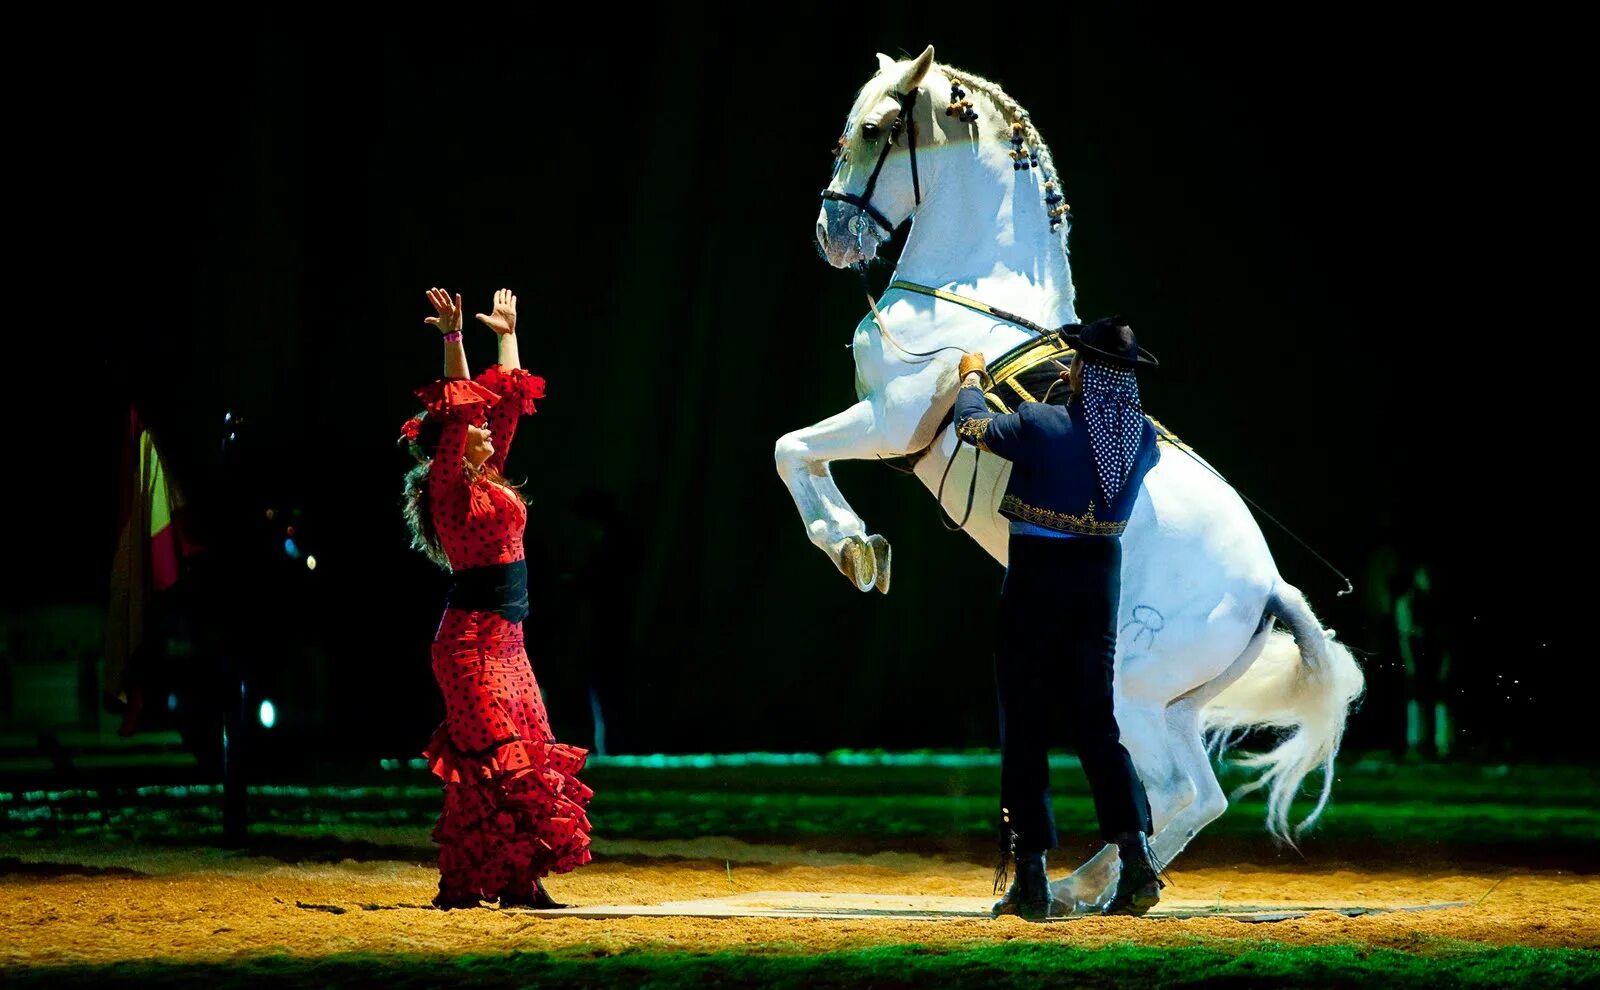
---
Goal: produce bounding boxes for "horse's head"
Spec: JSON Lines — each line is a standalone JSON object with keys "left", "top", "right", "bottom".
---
{"left": 816, "top": 46, "right": 939, "bottom": 268}
{"left": 815, "top": 49, "right": 1076, "bottom": 299}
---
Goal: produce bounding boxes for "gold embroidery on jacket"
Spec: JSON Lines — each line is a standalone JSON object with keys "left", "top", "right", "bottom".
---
{"left": 956, "top": 415, "right": 992, "bottom": 450}
{"left": 1000, "top": 494, "right": 1127, "bottom": 536}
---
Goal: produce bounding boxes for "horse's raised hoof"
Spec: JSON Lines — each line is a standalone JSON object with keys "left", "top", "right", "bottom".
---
{"left": 868, "top": 534, "right": 891, "bottom": 594}
{"left": 834, "top": 535, "right": 877, "bottom": 592}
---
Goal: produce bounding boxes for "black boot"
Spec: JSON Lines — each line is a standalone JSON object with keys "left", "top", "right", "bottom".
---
{"left": 1103, "top": 831, "right": 1165, "bottom": 916}
{"left": 500, "top": 878, "right": 568, "bottom": 910}
{"left": 432, "top": 890, "right": 483, "bottom": 911}
{"left": 991, "top": 851, "right": 1052, "bottom": 920}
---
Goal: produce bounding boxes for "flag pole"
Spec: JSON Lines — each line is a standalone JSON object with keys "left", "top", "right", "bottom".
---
{"left": 218, "top": 410, "right": 248, "bottom": 848}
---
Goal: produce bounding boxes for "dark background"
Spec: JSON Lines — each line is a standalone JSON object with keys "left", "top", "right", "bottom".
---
{"left": 13, "top": 6, "right": 1583, "bottom": 764}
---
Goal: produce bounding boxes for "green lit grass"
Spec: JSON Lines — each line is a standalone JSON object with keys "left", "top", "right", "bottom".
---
{"left": 2, "top": 942, "right": 1596, "bottom": 989}
{"left": 4, "top": 758, "right": 1596, "bottom": 857}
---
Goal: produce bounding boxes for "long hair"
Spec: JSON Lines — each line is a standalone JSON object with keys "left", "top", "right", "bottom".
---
{"left": 399, "top": 412, "right": 525, "bottom": 573}
{"left": 402, "top": 461, "right": 450, "bottom": 571}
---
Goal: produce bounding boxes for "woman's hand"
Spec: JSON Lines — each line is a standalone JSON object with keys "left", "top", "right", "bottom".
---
{"left": 475, "top": 288, "right": 518, "bottom": 336}
{"left": 424, "top": 287, "right": 465, "bottom": 335}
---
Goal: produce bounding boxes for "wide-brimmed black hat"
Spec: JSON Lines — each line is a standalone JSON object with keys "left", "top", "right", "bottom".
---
{"left": 1059, "top": 316, "right": 1159, "bottom": 369}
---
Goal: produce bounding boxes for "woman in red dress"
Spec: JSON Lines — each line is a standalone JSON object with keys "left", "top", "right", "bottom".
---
{"left": 399, "top": 286, "right": 592, "bottom": 910}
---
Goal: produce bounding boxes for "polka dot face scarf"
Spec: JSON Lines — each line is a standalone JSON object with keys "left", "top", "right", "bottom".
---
{"left": 1081, "top": 361, "right": 1144, "bottom": 504}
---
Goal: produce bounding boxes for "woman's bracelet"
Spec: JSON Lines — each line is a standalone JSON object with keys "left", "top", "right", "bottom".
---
{"left": 442, "top": 330, "right": 463, "bottom": 343}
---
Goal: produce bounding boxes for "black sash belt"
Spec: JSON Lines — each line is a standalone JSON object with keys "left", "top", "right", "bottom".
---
{"left": 447, "top": 561, "right": 529, "bottom": 623}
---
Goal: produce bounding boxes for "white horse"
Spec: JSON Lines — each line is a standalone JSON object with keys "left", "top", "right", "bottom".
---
{"left": 776, "top": 46, "right": 1365, "bottom": 913}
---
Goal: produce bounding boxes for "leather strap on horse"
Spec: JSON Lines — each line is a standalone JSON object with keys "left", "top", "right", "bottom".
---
{"left": 870, "top": 285, "right": 1354, "bottom": 592}
{"left": 886, "top": 280, "right": 1059, "bottom": 338}
{"left": 820, "top": 88, "right": 922, "bottom": 235}
{"left": 867, "top": 282, "right": 1070, "bottom": 530}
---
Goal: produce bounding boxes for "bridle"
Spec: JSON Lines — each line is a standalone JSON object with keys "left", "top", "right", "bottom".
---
{"left": 820, "top": 88, "right": 922, "bottom": 243}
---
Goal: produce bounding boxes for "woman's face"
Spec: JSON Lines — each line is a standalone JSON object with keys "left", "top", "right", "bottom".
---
{"left": 465, "top": 423, "right": 494, "bottom": 468}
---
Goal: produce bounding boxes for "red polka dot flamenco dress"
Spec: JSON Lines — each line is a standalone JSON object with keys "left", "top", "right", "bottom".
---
{"left": 414, "top": 365, "right": 592, "bottom": 906}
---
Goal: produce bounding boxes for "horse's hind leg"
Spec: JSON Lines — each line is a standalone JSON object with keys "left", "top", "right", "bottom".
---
{"left": 1133, "top": 700, "right": 1231, "bottom": 868}
{"left": 1050, "top": 620, "right": 1272, "bottom": 914}
{"left": 1047, "top": 698, "right": 1194, "bottom": 914}
{"left": 1147, "top": 621, "right": 1273, "bottom": 867}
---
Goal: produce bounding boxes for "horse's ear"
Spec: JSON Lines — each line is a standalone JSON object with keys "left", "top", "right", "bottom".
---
{"left": 876, "top": 52, "right": 897, "bottom": 74}
{"left": 902, "top": 45, "right": 935, "bottom": 89}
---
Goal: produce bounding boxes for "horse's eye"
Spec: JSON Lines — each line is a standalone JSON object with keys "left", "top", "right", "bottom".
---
{"left": 861, "top": 122, "right": 881, "bottom": 141}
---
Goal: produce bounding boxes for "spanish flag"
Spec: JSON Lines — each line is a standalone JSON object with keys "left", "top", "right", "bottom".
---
{"left": 105, "top": 407, "right": 197, "bottom": 730}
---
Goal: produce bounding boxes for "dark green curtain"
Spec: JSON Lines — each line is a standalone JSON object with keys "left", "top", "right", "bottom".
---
{"left": 43, "top": 4, "right": 1575, "bottom": 760}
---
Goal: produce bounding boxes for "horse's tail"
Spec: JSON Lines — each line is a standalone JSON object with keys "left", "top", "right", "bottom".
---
{"left": 1199, "top": 580, "right": 1365, "bottom": 845}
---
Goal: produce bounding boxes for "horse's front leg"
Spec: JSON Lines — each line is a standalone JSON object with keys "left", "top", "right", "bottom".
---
{"left": 775, "top": 399, "right": 907, "bottom": 592}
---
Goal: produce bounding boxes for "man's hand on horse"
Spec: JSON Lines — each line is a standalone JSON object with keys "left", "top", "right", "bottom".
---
{"left": 959, "top": 351, "right": 987, "bottom": 383}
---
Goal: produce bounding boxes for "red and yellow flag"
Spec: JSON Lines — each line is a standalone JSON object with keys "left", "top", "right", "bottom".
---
{"left": 105, "top": 407, "right": 196, "bottom": 713}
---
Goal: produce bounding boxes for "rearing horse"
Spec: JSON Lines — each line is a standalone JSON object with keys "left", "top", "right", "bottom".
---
{"left": 775, "top": 46, "right": 1364, "bottom": 912}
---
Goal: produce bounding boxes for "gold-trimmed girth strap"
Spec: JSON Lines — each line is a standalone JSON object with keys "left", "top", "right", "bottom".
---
{"left": 882, "top": 280, "right": 1078, "bottom": 412}
{"left": 879, "top": 282, "right": 1192, "bottom": 466}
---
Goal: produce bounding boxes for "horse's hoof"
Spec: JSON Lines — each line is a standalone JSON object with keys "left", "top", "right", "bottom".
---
{"left": 868, "top": 534, "right": 891, "bottom": 594}
{"left": 1049, "top": 876, "right": 1109, "bottom": 915}
{"left": 1050, "top": 896, "right": 1098, "bottom": 918}
{"left": 834, "top": 535, "right": 877, "bottom": 592}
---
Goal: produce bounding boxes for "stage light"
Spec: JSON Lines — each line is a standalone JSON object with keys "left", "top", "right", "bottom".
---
{"left": 258, "top": 699, "right": 277, "bottom": 729}
{"left": 306, "top": 556, "right": 317, "bottom": 571}
{"left": 284, "top": 538, "right": 300, "bottom": 559}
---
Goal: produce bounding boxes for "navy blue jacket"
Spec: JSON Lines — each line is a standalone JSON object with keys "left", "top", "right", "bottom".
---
{"left": 953, "top": 384, "right": 1158, "bottom": 537}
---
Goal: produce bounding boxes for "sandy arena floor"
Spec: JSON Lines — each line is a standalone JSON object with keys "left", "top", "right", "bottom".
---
{"left": 3, "top": 836, "right": 1596, "bottom": 965}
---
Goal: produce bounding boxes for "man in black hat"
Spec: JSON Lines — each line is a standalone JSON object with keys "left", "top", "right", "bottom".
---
{"left": 955, "top": 316, "right": 1165, "bottom": 919}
